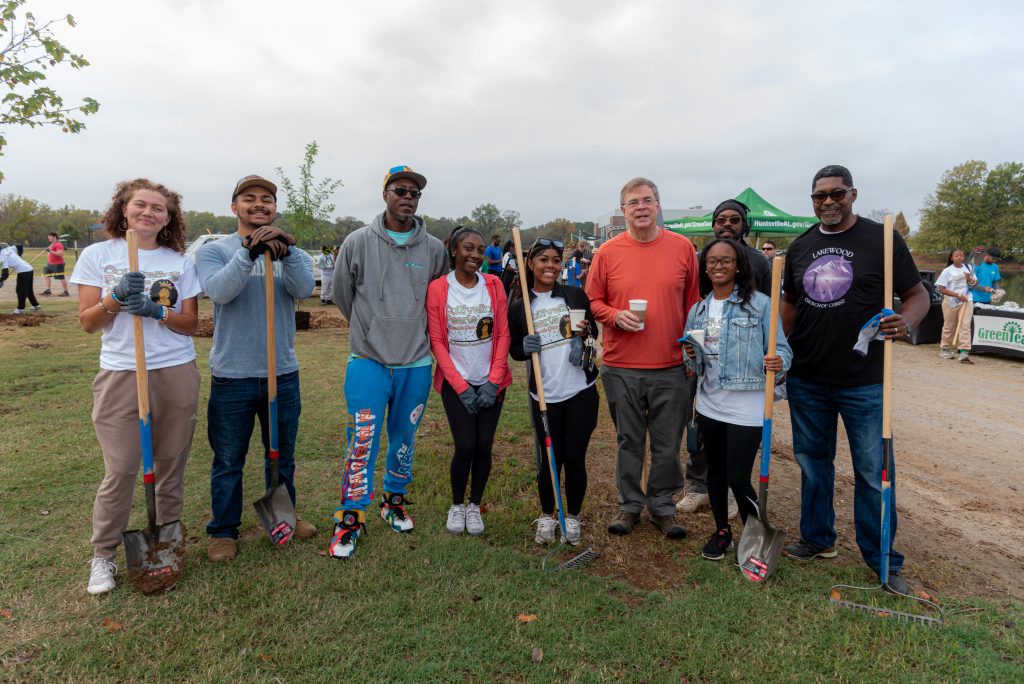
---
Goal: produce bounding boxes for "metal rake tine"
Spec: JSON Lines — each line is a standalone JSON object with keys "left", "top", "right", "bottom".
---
{"left": 556, "top": 547, "right": 600, "bottom": 572}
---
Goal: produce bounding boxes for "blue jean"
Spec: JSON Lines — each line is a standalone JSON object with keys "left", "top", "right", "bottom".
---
{"left": 787, "top": 376, "right": 903, "bottom": 574}
{"left": 206, "top": 371, "right": 301, "bottom": 539}
{"left": 336, "top": 358, "right": 432, "bottom": 520}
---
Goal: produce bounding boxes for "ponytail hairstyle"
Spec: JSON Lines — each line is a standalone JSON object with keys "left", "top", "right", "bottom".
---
{"left": 447, "top": 224, "right": 485, "bottom": 269}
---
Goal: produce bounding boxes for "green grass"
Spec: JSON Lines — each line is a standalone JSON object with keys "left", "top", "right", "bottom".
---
{"left": 1, "top": 300, "right": 1022, "bottom": 682}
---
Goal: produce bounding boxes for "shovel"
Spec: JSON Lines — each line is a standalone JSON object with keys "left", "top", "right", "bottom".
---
{"left": 122, "top": 229, "right": 185, "bottom": 594}
{"left": 252, "top": 251, "right": 296, "bottom": 545}
{"left": 737, "top": 255, "right": 786, "bottom": 582}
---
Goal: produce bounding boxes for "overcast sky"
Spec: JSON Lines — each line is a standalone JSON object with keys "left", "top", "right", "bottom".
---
{"left": 4, "top": 0, "right": 1022, "bottom": 229}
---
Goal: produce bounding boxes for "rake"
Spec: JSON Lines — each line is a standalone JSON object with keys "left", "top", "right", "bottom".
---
{"left": 827, "top": 215, "right": 942, "bottom": 627}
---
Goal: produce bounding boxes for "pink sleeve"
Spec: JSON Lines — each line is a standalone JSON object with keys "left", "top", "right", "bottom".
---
{"left": 426, "top": 279, "right": 469, "bottom": 395}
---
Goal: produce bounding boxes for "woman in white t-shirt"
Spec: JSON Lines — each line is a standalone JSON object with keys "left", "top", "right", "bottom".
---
{"left": 70, "top": 179, "right": 201, "bottom": 596}
{"left": 682, "top": 239, "right": 791, "bottom": 562}
{"left": 427, "top": 226, "right": 512, "bottom": 537}
{"left": 508, "top": 238, "right": 599, "bottom": 547}
{"left": 935, "top": 248, "right": 977, "bottom": 364}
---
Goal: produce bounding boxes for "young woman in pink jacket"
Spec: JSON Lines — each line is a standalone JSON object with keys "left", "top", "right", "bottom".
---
{"left": 426, "top": 226, "right": 512, "bottom": 536}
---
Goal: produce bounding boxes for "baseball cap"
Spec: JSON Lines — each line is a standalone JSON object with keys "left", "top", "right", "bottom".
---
{"left": 986, "top": 246, "right": 1003, "bottom": 259}
{"left": 232, "top": 175, "right": 277, "bottom": 201}
{"left": 383, "top": 165, "right": 427, "bottom": 191}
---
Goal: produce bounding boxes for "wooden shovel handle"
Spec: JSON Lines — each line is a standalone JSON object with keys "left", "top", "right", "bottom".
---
{"left": 512, "top": 228, "right": 547, "bottom": 411}
{"left": 763, "top": 255, "right": 784, "bottom": 419}
{"left": 126, "top": 230, "right": 149, "bottom": 423}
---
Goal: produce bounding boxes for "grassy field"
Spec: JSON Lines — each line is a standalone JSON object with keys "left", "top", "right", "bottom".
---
{"left": 0, "top": 298, "right": 1021, "bottom": 682}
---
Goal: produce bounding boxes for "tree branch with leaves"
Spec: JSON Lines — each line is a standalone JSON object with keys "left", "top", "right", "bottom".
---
{"left": 275, "top": 141, "right": 343, "bottom": 247}
{"left": 0, "top": 1, "right": 99, "bottom": 181}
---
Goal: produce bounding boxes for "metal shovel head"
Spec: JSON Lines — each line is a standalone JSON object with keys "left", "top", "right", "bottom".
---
{"left": 737, "top": 516, "right": 786, "bottom": 583}
{"left": 123, "top": 521, "right": 185, "bottom": 595}
{"left": 253, "top": 484, "right": 296, "bottom": 545}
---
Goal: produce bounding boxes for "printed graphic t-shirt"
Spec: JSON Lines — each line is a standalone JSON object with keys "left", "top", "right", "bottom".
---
{"left": 935, "top": 264, "right": 973, "bottom": 308}
{"left": 446, "top": 271, "right": 494, "bottom": 386}
{"left": 530, "top": 290, "right": 591, "bottom": 403}
{"left": 782, "top": 217, "right": 920, "bottom": 385}
{"left": 696, "top": 296, "right": 763, "bottom": 427}
{"left": 71, "top": 238, "right": 201, "bottom": 371}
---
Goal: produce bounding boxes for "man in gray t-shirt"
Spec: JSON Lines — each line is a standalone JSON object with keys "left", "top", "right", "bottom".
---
{"left": 195, "top": 175, "right": 315, "bottom": 563}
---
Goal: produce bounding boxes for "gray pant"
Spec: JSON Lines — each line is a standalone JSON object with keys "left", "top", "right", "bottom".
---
{"left": 602, "top": 365, "right": 689, "bottom": 517}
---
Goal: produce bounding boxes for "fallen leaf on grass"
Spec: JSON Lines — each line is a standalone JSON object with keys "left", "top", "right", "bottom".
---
{"left": 531, "top": 647, "right": 544, "bottom": 663}
{"left": 915, "top": 590, "right": 938, "bottom": 603}
{"left": 40, "top": 510, "right": 50, "bottom": 516}
{"left": 317, "top": 550, "right": 328, "bottom": 557}
{"left": 239, "top": 648, "right": 248, "bottom": 657}
{"left": 829, "top": 589, "right": 842, "bottom": 601}
{"left": 258, "top": 653, "right": 272, "bottom": 662}
{"left": 0, "top": 609, "right": 11, "bottom": 619}
{"left": 517, "top": 614, "right": 538, "bottom": 623}
{"left": 423, "top": 559, "right": 430, "bottom": 567}
{"left": 101, "top": 617, "right": 124, "bottom": 632}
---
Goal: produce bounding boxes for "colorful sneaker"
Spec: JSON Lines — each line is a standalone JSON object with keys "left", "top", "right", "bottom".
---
{"left": 783, "top": 539, "right": 837, "bottom": 561}
{"left": 676, "top": 491, "right": 709, "bottom": 513}
{"left": 380, "top": 492, "right": 414, "bottom": 533}
{"left": 446, "top": 504, "right": 467, "bottom": 534}
{"left": 534, "top": 515, "right": 558, "bottom": 544}
{"left": 465, "top": 503, "right": 485, "bottom": 536}
{"left": 87, "top": 558, "right": 117, "bottom": 595}
{"left": 563, "top": 514, "right": 581, "bottom": 546}
{"left": 328, "top": 510, "right": 365, "bottom": 559}
{"left": 702, "top": 527, "right": 733, "bottom": 561}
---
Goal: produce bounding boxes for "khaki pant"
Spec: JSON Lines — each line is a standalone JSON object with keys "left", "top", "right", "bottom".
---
{"left": 91, "top": 362, "right": 200, "bottom": 560}
{"left": 940, "top": 300, "right": 973, "bottom": 351}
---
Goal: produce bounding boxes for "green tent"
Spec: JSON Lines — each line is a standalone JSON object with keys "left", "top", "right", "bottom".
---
{"left": 665, "top": 187, "right": 818, "bottom": 237}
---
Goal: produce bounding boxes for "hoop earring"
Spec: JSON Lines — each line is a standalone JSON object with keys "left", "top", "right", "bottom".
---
{"left": 159, "top": 228, "right": 171, "bottom": 240}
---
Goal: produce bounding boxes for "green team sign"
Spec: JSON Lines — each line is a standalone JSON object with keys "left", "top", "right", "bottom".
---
{"left": 973, "top": 317, "right": 1024, "bottom": 353}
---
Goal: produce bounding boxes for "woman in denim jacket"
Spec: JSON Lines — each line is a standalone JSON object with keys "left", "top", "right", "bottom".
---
{"left": 682, "top": 238, "right": 792, "bottom": 561}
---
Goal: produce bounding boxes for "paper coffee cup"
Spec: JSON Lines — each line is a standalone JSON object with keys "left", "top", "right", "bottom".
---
{"left": 687, "top": 329, "right": 705, "bottom": 346}
{"left": 569, "top": 309, "right": 586, "bottom": 329}
{"left": 629, "top": 299, "right": 647, "bottom": 330}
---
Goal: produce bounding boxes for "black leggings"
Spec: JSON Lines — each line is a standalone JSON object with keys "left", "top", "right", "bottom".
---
{"left": 531, "top": 384, "right": 598, "bottom": 516}
{"left": 16, "top": 271, "right": 38, "bottom": 309}
{"left": 440, "top": 380, "right": 505, "bottom": 505}
{"left": 697, "top": 413, "right": 761, "bottom": 531}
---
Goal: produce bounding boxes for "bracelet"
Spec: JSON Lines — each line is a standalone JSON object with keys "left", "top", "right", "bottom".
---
{"left": 158, "top": 306, "right": 171, "bottom": 324}
{"left": 98, "top": 298, "right": 117, "bottom": 315}
{"left": 110, "top": 291, "right": 124, "bottom": 305}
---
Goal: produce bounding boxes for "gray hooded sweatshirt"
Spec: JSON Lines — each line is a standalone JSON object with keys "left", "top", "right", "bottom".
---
{"left": 334, "top": 213, "right": 447, "bottom": 366}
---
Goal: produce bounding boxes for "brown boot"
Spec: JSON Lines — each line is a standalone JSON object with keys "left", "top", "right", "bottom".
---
{"left": 607, "top": 511, "right": 641, "bottom": 535}
{"left": 653, "top": 514, "right": 687, "bottom": 539}
{"left": 207, "top": 537, "right": 237, "bottom": 562}
{"left": 294, "top": 519, "right": 317, "bottom": 539}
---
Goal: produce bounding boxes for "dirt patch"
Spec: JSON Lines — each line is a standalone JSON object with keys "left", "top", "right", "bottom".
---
{"left": 559, "top": 343, "right": 1024, "bottom": 600}
{"left": 0, "top": 313, "right": 44, "bottom": 326}
{"left": 126, "top": 540, "right": 186, "bottom": 595}
{"left": 308, "top": 310, "right": 348, "bottom": 329}
{"left": 20, "top": 341, "right": 51, "bottom": 349}
{"left": 195, "top": 316, "right": 214, "bottom": 338}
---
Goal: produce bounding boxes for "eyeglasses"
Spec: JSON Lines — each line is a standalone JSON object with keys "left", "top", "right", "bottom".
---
{"left": 705, "top": 256, "right": 737, "bottom": 267}
{"left": 530, "top": 238, "right": 564, "bottom": 254}
{"left": 622, "top": 197, "right": 658, "bottom": 209}
{"left": 389, "top": 187, "right": 422, "bottom": 199}
{"left": 810, "top": 188, "right": 854, "bottom": 203}
{"left": 713, "top": 216, "right": 743, "bottom": 227}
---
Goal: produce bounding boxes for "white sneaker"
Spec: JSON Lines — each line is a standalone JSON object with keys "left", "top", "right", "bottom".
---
{"left": 446, "top": 504, "right": 467, "bottom": 534}
{"left": 534, "top": 515, "right": 558, "bottom": 544}
{"left": 676, "top": 491, "right": 709, "bottom": 513}
{"left": 87, "top": 558, "right": 117, "bottom": 595}
{"left": 30, "top": 304, "right": 42, "bottom": 311}
{"left": 728, "top": 492, "right": 740, "bottom": 520}
{"left": 939, "top": 348, "right": 954, "bottom": 359}
{"left": 11, "top": 309, "right": 24, "bottom": 315}
{"left": 465, "top": 503, "right": 484, "bottom": 536}
{"left": 562, "top": 514, "right": 581, "bottom": 546}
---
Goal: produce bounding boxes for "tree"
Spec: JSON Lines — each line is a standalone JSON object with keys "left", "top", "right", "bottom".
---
{"left": 332, "top": 215, "right": 365, "bottom": 244}
{"left": 0, "top": 1, "right": 99, "bottom": 181}
{"left": 275, "top": 141, "right": 343, "bottom": 247}
{"left": 470, "top": 203, "right": 502, "bottom": 238}
{"left": 913, "top": 160, "right": 1024, "bottom": 252}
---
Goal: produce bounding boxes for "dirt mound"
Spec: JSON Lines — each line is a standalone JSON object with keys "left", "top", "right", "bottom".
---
{"left": 0, "top": 313, "right": 44, "bottom": 326}
{"left": 308, "top": 311, "right": 348, "bottom": 329}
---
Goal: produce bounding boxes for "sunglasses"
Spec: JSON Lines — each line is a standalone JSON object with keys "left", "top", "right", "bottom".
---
{"left": 810, "top": 188, "right": 853, "bottom": 203}
{"left": 713, "top": 216, "right": 743, "bottom": 227}
{"left": 389, "top": 187, "right": 422, "bottom": 199}
{"left": 530, "top": 238, "right": 564, "bottom": 255}
{"left": 762, "top": 246, "right": 775, "bottom": 251}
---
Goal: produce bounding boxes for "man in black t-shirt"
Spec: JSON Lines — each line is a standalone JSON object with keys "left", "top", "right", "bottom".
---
{"left": 780, "top": 165, "right": 929, "bottom": 595}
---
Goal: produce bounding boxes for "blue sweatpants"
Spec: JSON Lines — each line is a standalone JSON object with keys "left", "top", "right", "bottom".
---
{"left": 336, "top": 357, "right": 432, "bottom": 520}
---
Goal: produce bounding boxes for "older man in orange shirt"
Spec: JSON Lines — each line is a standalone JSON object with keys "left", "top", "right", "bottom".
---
{"left": 587, "top": 177, "right": 700, "bottom": 538}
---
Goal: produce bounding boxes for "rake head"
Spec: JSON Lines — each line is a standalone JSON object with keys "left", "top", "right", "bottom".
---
{"left": 542, "top": 544, "right": 600, "bottom": 572}
{"left": 828, "top": 583, "right": 943, "bottom": 627}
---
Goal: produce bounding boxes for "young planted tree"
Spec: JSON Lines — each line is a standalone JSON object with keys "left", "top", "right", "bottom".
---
{"left": 0, "top": 1, "right": 100, "bottom": 181}
{"left": 275, "top": 141, "right": 343, "bottom": 248}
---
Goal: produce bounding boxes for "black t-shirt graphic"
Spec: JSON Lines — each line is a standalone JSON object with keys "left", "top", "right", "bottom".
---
{"left": 783, "top": 217, "right": 920, "bottom": 385}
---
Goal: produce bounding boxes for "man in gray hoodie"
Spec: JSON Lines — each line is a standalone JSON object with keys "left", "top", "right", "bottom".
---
{"left": 329, "top": 165, "right": 447, "bottom": 559}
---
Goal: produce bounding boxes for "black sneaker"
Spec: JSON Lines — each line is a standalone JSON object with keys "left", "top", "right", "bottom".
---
{"left": 783, "top": 539, "right": 837, "bottom": 561}
{"left": 702, "top": 527, "right": 733, "bottom": 560}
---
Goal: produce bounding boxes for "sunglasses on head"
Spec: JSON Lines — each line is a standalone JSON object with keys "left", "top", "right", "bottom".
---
{"left": 530, "top": 238, "right": 564, "bottom": 254}
{"left": 389, "top": 187, "right": 422, "bottom": 198}
{"left": 810, "top": 188, "right": 853, "bottom": 203}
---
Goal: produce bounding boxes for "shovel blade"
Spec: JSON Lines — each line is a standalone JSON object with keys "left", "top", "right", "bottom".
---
{"left": 253, "top": 484, "right": 296, "bottom": 545}
{"left": 123, "top": 520, "right": 185, "bottom": 595}
{"left": 737, "top": 517, "right": 786, "bottom": 583}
